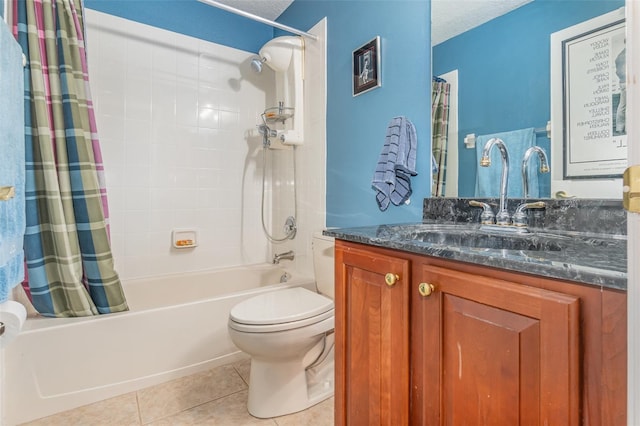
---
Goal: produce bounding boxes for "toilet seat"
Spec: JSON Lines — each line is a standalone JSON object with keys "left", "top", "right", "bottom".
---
{"left": 229, "top": 287, "right": 334, "bottom": 333}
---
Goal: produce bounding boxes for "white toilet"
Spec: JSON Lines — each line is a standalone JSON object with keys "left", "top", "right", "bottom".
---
{"left": 228, "top": 232, "right": 335, "bottom": 419}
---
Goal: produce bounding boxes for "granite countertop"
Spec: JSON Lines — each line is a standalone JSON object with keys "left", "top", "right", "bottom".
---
{"left": 325, "top": 199, "right": 627, "bottom": 291}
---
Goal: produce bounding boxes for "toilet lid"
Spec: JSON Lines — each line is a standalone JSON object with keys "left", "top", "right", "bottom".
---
{"left": 229, "top": 287, "right": 334, "bottom": 326}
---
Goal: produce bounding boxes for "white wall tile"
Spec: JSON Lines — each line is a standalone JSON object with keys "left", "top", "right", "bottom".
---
{"left": 152, "top": 43, "right": 177, "bottom": 77}
{"left": 218, "top": 111, "right": 239, "bottom": 130}
{"left": 125, "top": 189, "right": 151, "bottom": 214}
{"left": 175, "top": 49, "right": 199, "bottom": 81}
{"left": 197, "top": 107, "right": 219, "bottom": 129}
{"left": 148, "top": 208, "right": 175, "bottom": 232}
{"left": 151, "top": 77, "right": 177, "bottom": 124}
{"left": 124, "top": 165, "right": 151, "bottom": 188}
{"left": 125, "top": 77, "right": 152, "bottom": 120}
{"left": 97, "top": 32, "right": 127, "bottom": 70}
{"left": 198, "top": 85, "right": 220, "bottom": 110}
{"left": 176, "top": 83, "right": 199, "bottom": 127}
{"left": 85, "top": 10, "right": 326, "bottom": 281}
{"left": 151, "top": 122, "right": 178, "bottom": 147}
{"left": 126, "top": 38, "right": 153, "bottom": 77}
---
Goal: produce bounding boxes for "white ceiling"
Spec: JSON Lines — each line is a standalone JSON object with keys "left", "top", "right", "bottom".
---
{"left": 431, "top": 0, "right": 533, "bottom": 45}
{"left": 213, "top": 0, "right": 294, "bottom": 20}
{"left": 214, "top": 0, "right": 532, "bottom": 45}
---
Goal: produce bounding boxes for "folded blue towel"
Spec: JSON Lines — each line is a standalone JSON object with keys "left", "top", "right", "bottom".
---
{"left": 475, "top": 128, "right": 537, "bottom": 198}
{"left": 0, "top": 20, "right": 26, "bottom": 302}
{"left": 372, "top": 117, "right": 418, "bottom": 211}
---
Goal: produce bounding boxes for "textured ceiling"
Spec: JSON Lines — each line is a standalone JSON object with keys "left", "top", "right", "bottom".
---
{"left": 213, "top": 0, "right": 294, "bottom": 20}
{"left": 431, "top": 0, "right": 533, "bottom": 45}
{"left": 213, "top": 0, "right": 532, "bottom": 45}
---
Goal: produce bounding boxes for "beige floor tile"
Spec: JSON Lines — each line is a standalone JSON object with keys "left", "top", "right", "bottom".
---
{"left": 137, "top": 364, "right": 247, "bottom": 424}
{"left": 233, "top": 358, "right": 251, "bottom": 385}
{"left": 20, "top": 393, "right": 140, "bottom": 426}
{"left": 18, "top": 361, "right": 333, "bottom": 426}
{"left": 274, "top": 397, "right": 334, "bottom": 426}
{"left": 146, "top": 390, "right": 277, "bottom": 426}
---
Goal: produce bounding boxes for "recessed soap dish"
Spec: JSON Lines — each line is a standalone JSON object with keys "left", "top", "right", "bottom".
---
{"left": 172, "top": 229, "right": 198, "bottom": 249}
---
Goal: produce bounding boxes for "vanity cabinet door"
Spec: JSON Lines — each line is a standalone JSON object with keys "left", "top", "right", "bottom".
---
{"left": 335, "top": 241, "right": 410, "bottom": 426}
{"left": 413, "top": 264, "right": 581, "bottom": 426}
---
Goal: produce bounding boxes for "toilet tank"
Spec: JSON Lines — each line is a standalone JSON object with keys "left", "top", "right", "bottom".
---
{"left": 312, "top": 232, "right": 335, "bottom": 299}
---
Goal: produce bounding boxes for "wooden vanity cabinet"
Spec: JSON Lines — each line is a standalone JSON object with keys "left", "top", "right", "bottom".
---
{"left": 334, "top": 240, "right": 411, "bottom": 426}
{"left": 334, "top": 240, "right": 627, "bottom": 426}
{"left": 413, "top": 263, "right": 580, "bottom": 425}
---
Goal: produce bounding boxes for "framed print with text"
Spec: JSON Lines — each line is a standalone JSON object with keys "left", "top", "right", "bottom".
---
{"left": 551, "top": 9, "right": 627, "bottom": 179}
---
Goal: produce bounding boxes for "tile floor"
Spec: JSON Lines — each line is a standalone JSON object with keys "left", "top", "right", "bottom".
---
{"left": 20, "top": 359, "right": 334, "bottom": 426}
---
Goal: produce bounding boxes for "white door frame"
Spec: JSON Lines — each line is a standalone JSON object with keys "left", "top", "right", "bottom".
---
{"left": 627, "top": 0, "right": 639, "bottom": 423}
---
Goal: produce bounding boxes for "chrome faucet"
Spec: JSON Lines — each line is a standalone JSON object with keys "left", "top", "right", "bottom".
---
{"left": 468, "top": 200, "right": 495, "bottom": 225}
{"left": 480, "top": 138, "right": 511, "bottom": 225}
{"left": 521, "top": 146, "right": 549, "bottom": 199}
{"left": 272, "top": 250, "right": 295, "bottom": 264}
{"left": 512, "top": 201, "right": 546, "bottom": 228}
{"left": 257, "top": 123, "right": 277, "bottom": 147}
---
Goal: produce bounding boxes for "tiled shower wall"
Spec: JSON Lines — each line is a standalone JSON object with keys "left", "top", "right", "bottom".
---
{"left": 84, "top": 10, "right": 326, "bottom": 281}
{"left": 85, "top": 9, "right": 272, "bottom": 280}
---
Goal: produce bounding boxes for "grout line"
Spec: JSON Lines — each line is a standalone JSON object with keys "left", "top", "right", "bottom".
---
{"left": 134, "top": 392, "right": 144, "bottom": 425}
{"left": 142, "top": 389, "right": 251, "bottom": 425}
{"left": 232, "top": 362, "right": 250, "bottom": 387}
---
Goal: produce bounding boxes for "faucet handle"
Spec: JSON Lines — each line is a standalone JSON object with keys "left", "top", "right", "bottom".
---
{"left": 469, "top": 200, "right": 495, "bottom": 225}
{"left": 513, "top": 201, "right": 546, "bottom": 227}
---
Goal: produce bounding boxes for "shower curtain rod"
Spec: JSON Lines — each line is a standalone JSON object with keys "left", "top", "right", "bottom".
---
{"left": 197, "top": 0, "right": 318, "bottom": 41}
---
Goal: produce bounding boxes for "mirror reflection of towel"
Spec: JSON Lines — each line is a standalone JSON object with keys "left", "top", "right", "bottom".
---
{"left": 372, "top": 117, "right": 418, "bottom": 211}
{"left": 475, "top": 128, "right": 537, "bottom": 198}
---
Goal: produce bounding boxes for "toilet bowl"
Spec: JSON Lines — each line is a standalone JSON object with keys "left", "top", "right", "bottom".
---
{"left": 227, "top": 233, "right": 335, "bottom": 418}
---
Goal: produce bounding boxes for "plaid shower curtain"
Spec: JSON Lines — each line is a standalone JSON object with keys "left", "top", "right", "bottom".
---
{"left": 431, "top": 80, "right": 451, "bottom": 197}
{"left": 12, "top": 0, "right": 128, "bottom": 317}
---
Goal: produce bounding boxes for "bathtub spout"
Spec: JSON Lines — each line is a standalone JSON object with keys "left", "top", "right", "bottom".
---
{"left": 273, "top": 250, "right": 295, "bottom": 264}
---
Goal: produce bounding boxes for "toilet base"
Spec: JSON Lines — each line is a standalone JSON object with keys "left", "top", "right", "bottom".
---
{"left": 247, "top": 348, "right": 334, "bottom": 418}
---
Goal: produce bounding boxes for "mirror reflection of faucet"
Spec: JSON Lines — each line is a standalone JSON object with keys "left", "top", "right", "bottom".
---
{"left": 480, "top": 138, "right": 511, "bottom": 225}
{"left": 555, "top": 190, "right": 576, "bottom": 199}
{"left": 475, "top": 138, "right": 547, "bottom": 232}
{"left": 522, "top": 146, "right": 550, "bottom": 199}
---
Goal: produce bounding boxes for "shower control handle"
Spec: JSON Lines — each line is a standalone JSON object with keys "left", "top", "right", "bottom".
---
{"left": 257, "top": 124, "right": 277, "bottom": 138}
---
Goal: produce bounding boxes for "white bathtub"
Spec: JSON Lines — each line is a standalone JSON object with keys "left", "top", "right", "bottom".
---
{"left": 3, "top": 264, "right": 315, "bottom": 425}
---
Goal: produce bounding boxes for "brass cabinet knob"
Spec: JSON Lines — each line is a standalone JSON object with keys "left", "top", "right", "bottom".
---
{"left": 418, "top": 282, "right": 435, "bottom": 297}
{"left": 384, "top": 273, "right": 399, "bottom": 286}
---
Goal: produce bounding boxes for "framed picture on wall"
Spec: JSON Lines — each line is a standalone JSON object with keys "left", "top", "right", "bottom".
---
{"left": 353, "top": 37, "right": 381, "bottom": 96}
{"left": 550, "top": 8, "right": 627, "bottom": 180}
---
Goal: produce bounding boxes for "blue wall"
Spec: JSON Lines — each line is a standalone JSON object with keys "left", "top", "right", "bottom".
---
{"left": 433, "top": 0, "right": 624, "bottom": 197}
{"left": 278, "top": 1, "right": 431, "bottom": 228}
{"left": 84, "top": 0, "right": 273, "bottom": 53}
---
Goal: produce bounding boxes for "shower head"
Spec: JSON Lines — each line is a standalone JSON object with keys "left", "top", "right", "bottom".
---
{"left": 249, "top": 37, "right": 303, "bottom": 75}
{"left": 250, "top": 56, "right": 266, "bottom": 73}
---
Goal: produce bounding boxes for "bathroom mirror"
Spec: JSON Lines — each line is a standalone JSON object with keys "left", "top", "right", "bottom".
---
{"left": 432, "top": 0, "right": 625, "bottom": 199}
